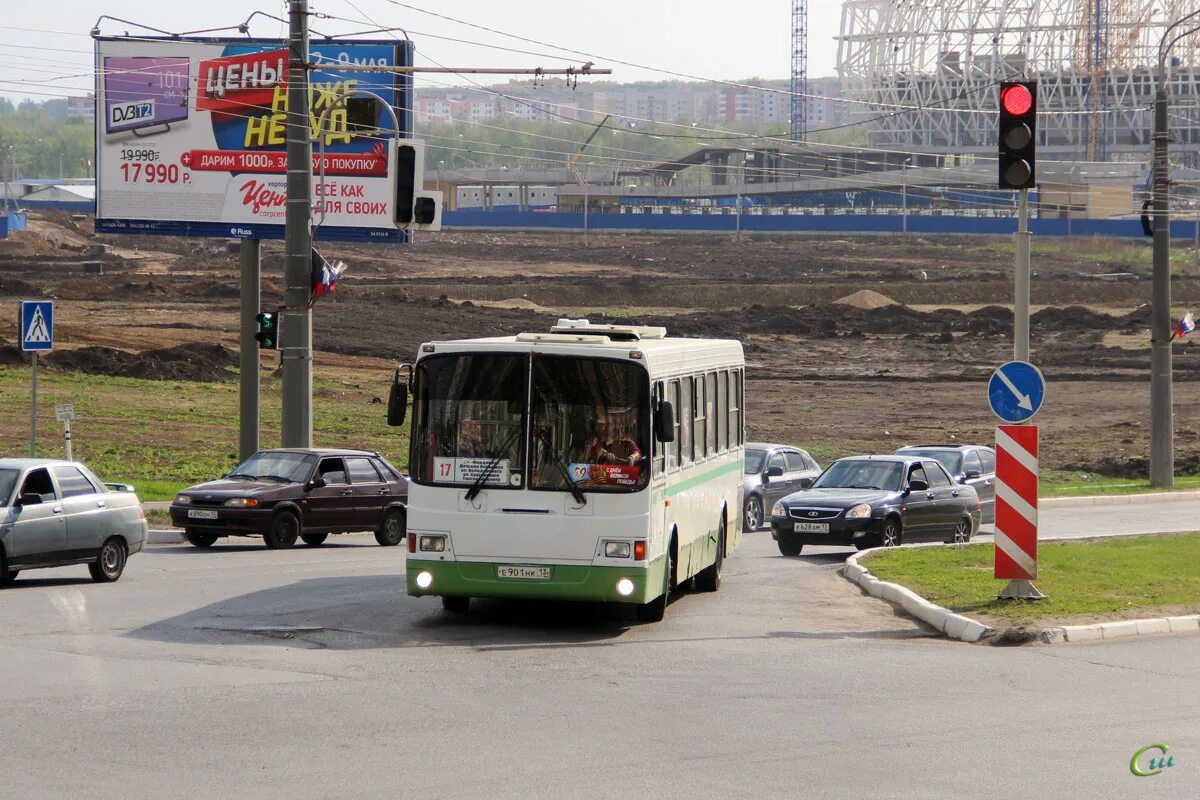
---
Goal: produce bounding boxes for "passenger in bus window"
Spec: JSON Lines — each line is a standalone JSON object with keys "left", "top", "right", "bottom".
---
{"left": 457, "top": 418, "right": 486, "bottom": 458}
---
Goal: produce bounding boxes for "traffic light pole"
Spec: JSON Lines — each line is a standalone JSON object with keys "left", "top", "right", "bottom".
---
{"left": 282, "top": 0, "right": 313, "bottom": 448}
{"left": 1015, "top": 188, "right": 1031, "bottom": 362}
{"left": 239, "top": 238, "right": 260, "bottom": 460}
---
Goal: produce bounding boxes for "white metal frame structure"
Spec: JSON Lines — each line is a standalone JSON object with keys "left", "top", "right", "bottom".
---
{"left": 836, "top": 0, "right": 1200, "bottom": 159}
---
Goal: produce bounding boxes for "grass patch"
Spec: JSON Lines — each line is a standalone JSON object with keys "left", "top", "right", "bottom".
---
{"left": 143, "top": 509, "right": 178, "bottom": 529}
{"left": 862, "top": 534, "right": 1200, "bottom": 626}
{"left": 1040, "top": 471, "right": 1200, "bottom": 498}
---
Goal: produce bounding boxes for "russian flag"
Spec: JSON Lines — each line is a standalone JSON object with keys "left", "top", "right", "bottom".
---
{"left": 311, "top": 252, "right": 347, "bottom": 299}
{"left": 1176, "top": 312, "right": 1195, "bottom": 339}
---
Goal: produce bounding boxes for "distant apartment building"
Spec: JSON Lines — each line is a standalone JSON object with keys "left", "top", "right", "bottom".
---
{"left": 67, "top": 94, "right": 94, "bottom": 121}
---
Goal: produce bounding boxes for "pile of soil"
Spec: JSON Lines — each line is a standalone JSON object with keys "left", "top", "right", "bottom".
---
{"left": 834, "top": 289, "right": 898, "bottom": 309}
{"left": 44, "top": 342, "right": 238, "bottom": 382}
{"left": 0, "top": 278, "right": 46, "bottom": 298}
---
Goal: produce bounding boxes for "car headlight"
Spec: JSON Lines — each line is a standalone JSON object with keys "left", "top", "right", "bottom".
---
{"left": 771, "top": 501, "right": 785, "bottom": 517}
{"left": 845, "top": 503, "right": 872, "bottom": 519}
{"left": 173, "top": 494, "right": 191, "bottom": 505}
{"left": 223, "top": 497, "right": 260, "bottom": 508}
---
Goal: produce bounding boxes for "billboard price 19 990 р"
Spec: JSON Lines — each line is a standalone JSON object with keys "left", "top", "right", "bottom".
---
{"left": 93, "top": 37, "right": 412, "bottom": 241}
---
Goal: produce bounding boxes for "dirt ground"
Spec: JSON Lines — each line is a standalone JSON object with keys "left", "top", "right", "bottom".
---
{"left": 3, "top": 210, "right": 1200, "bottom": 477}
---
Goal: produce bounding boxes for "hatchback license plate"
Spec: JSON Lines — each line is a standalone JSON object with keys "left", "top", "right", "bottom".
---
{"left": 497, "top": 566, "right": 551, "bottom": 580}
{"left": 794, "top": 522, "right": 829, "bottom": 533}
{"left": 187, "top": 509, "right": 219, "bottom": 520}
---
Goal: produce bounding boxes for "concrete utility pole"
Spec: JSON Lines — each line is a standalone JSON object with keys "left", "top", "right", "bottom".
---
{"left": 1150, "top": 8, "right": 1200, "bottom": 488}
{"left": 282, "top": 0, "right": 313, "bottom": 448}
{"left": 239, "top": 239, "right": 260, "bottom": 460}
{"left": 1014, "top": 188, "right": 1031, "bottom": 361}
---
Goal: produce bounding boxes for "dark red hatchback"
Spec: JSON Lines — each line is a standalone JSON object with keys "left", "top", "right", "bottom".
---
{"left": 170, "top": 448, "right": 408, "bottom": 549}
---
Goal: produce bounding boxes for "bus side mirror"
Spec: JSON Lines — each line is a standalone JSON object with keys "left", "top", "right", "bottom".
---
{"left": 387, "top": 364, "right": 411, "bottom": 427}
{"left": 655, "top": 400, "right": 676, "bottom": 442}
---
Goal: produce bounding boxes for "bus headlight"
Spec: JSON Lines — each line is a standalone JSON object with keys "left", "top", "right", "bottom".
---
{"left": 845, "top": 503, "right": 872, "bottom": 519}
{"left": 415, "top": 571, "right": 433, "bottom": 589}
{"left": 419, "top": 535, "right": 447, "bottom": 552}
{"left": 616, "top": 578, "right": 635, "bottom": 596}
{"left": 604, "top": 541, "right": 631, "bottom": 558}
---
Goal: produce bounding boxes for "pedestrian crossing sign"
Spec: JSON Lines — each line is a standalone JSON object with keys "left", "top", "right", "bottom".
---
{"left": 19, "top": 301, "right": 53, "bottom": 352}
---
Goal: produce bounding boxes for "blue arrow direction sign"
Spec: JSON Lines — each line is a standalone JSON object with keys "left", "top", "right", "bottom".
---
{"left": 988, "top": 360, "right": 1045, "bottom": 423}
{"left": 19, "top": 301, "right": 53, "bottom": 352}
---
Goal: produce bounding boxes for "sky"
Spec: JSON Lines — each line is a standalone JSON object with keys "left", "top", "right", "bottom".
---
{"left": 0, "top": 0, "right": 845, "bottom": 102}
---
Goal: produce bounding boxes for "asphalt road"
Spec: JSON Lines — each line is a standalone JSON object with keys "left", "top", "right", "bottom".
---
{"left": 1, "top": 523, "right": 1197, "bottom": 799}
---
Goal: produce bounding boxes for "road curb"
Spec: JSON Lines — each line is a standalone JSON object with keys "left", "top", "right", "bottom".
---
{"left": 843, "top": 546, "right": 1200, "bottom": 646}
{"left": 1040, "top": 489, "right": 1200, "bottom": 508}
{"left": 147, "top": 529, "right": 184, "bottom": 544}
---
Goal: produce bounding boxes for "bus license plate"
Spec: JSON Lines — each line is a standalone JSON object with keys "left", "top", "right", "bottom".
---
{"left": 497, "top": 566, "right": 551, "bottom": 580}
{"left": 794, "top": 522, "right": 829, "bottom": 533}
{"left": 188, "top": 509, "right": 219, "bottom": 520}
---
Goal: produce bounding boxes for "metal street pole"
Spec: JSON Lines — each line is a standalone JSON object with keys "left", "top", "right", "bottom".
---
{"left": 1015, "top": 188, "right": 1031, "bottom": 361}
{"left": 1150, "top": 83, "right": 1173, "bottom": 487}
{"left": 282, "top": 0, "right": 313, "bottom": 448}
{"left": 239, "top": 238, "right": 261, "bottom": 460}
{"left": 30, "top": 352, "right": 37, "bottom": 458}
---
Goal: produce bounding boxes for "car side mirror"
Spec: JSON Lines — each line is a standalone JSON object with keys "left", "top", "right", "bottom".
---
{"left": 654, "top": 400, "right": 676, "bottom": 443}
{"left": 963, "top": 470, "right": 981, "bottom": 480}
{"left": 908, "top": 479, "right": 929, "bottom": 492}
{"left": 17, "top": 493, "right": 43, "bottom": 506}
{"left": 765, "top": 465, "right": 784, "bottom": 480}
{"left": 798, "top": 477, "right": 814, "bottom": 489}
{"left": 308, "top": 478, "right": 327, "bottom": 490}
{"left": 387, "top": 364, "right": 410, "bottom": 427}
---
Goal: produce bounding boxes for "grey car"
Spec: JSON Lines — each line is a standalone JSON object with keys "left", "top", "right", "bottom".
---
{"left": 743, "top": 443, "right": 822, "bottom": 531}
{"left": 0, "top": 459, "right": 148, "bottom": 585}
{"left": 893, "top": 444, "right": 996, "bottom": 524}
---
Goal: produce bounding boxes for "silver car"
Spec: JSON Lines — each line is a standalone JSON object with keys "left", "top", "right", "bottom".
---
{"left": 0, "top": 459, "right": 148, "bottom": 585}
{"left": 743, "top": 443, "right": 822, "bottom": 531}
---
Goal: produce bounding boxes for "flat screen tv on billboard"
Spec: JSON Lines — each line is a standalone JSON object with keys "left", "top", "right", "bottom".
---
{"left": 94, "top": 37, "right": 413, "bottom": 242}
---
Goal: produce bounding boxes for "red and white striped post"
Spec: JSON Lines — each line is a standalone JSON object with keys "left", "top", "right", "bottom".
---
{"left": 994, "top": 424, "right": 1045, "bottom": 599}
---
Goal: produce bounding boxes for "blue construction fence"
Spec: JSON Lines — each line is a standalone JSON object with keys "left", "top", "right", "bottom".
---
{"left": 444, "top": 209, "right": 1200, "bottom": 239}
{"left": 0, "top": 210, "right": 28, "bottom": 238}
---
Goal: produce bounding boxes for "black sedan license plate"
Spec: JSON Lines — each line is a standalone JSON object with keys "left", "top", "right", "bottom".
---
{"left": 793, "top": 522, "right": 829, "bottom": 533}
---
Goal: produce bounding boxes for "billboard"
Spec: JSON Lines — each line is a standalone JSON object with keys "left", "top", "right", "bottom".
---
{"left": 94, "top": 37, "right": 413, "bottom": 241}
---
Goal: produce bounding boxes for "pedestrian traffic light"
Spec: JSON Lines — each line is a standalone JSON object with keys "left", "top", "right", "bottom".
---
{"left": 255, "top": 311, "right": 278, "bottom": 349}
{"left": 998, "top": 81, "right": 1037, "bottom": 190}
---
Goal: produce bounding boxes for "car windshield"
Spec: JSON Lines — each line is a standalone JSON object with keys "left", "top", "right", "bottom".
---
{"left": 228, "top": 451, "right": 316, "bottom": 483}
{"left": 744, "top": 449, "right": 766, "bottom": 474}
{"left": 901, "top": 449, "right": 961, "bottom": 474}
{"left": 0, "top": 468, "right": 18, "bottom": 505}
{"left": 813, "top": 460, "right": 903, "bottom": 491}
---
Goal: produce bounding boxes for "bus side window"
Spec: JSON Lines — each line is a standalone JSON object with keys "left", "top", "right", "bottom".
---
{"left": 680, "top": 376, "right": 693, "bottom": 466}
{"left": 653, "top": 382, "right": 666, "bottom": 476}
{"left": 694, "top": 374, "right": 706, "bottom": 461}
{"left": 731, "top": 370, "right": 743, "bottom": 446}
{"left": 700, "top": 371, "right": 710, "bottom": 455}
{"left": 718, "top": 370, "right": 728, "bottom": 452}
{"left": 669, "top": 379, "right": 682, "bottom": 471}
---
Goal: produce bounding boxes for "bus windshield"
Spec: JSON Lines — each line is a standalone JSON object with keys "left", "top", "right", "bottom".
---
{"left": 410, "top": 352, "right": 650, "bottom": 493}
{"left": 530, "top": 356, "right": 650, "bottom": 493}
{"left": 411, "top": 353, "right": 527, "bottom": 488}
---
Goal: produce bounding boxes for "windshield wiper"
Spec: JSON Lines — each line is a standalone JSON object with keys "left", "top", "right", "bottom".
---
{"left": 227, "top": 472, "right": 256, "bottom": 480}
{"left": 845, "top": 484, "right": 882, "bottom": 490}
{"left": 535, "top": 430, "right": 586, "bottom": 506}
{"left": 261, "top": 474, "right": 294, "bottom": 483}
{"left": 464, "top": 426, "right": 522, "bottom": 502}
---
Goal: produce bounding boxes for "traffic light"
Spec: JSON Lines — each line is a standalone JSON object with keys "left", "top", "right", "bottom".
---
{"left": 254, "top": 311, "right": 278, "bottom": 349}
{"left": 392, "top": 139, "right": 443, "bottom": 231}
{"left": 998, "top": 81, "right": 1037, "bottom": 190}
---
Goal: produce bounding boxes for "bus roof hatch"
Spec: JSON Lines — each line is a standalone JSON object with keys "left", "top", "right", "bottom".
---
{"left": 551, "top": 318, "right": 667, "bottom": 341}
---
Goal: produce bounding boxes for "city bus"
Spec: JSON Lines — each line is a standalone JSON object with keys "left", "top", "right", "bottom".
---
{"left": 388, "top": 319, "right": 745, "bottom": 622}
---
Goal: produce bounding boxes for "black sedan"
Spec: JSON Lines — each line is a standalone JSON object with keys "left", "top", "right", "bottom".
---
{"left": 770, "top": 455, "right": 981, "bottom": 556}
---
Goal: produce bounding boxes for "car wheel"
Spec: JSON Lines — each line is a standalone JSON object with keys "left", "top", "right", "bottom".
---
{"left": 743, "top": 495, "right": 763, "bottom": 532}
{"left": 636, "top": 542, "right": 673, "bottom": 622}
{"left": 264, "top": 511, "right": 300, "bottom": 549}
{"left": 947, "top": 517, "right": 971, "bottom": 545}
{"left": 301, "top": 533, "right": 329, "bottom": 547}
{"left": 185, "top": 529, "right": 219, "bottom": 548}
{"left": 880, "top": 518, "right": 902, "bottom": 548}
{"left": 441, "top": 595, "right": 470, "bottom": 614}
{"left": 776, "top": 532, "right": 803, "bottom": 557}
{"left": 695, "top": 516, "right": 725, "bottom": 592}
{"left": 88, "top": 537, "right": 127, "bottom": 583}
{"left": 375, "top": 508, "right": 406, "bottom": 547}
{"left": 0, "top": 549, "right": 16, "bottom": 585}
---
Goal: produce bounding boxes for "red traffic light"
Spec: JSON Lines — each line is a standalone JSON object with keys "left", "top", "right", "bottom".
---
{"left": 1001, "top": 84, "right": 1033, "bottom": 116}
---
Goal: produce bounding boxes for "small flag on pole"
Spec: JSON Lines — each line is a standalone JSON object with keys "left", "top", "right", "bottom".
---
{"left": 1175, "top": 312, "right": 1195, "bottom": 339}
{"left": 310, "top": 248, "right": 348, "bottom": 300}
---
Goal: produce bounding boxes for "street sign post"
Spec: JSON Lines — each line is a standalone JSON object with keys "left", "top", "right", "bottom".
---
{"left": 56, "top": 403, "right": 75, "bottom": 461}
{"left": 19, "top": 301, "right": 53, "bottom": 457}
{"left": 988, "top": 360, "right": 1045, "bottom": 423}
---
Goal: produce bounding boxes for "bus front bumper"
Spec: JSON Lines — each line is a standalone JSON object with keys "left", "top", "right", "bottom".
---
{"left": 407, "top": 557, "right": 667, "bottom": 605}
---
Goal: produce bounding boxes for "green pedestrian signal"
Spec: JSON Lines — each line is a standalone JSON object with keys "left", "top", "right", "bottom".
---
{"left": 255, "top": 311, "right": 279, "bottom": 349}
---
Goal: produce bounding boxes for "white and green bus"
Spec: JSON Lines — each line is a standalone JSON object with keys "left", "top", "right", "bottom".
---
{"left": 388, "top": 319, "right": 745, "bottom": 621}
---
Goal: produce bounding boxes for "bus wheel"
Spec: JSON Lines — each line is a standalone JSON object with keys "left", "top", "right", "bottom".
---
{"left": 636, "top": 549, "right": 672, "bottom": 623}
{"left": 695, "top": 516, "right": 725, "bottom": 592}
{"left": 442, "top": 596, "right": 470, "bottom": 614}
